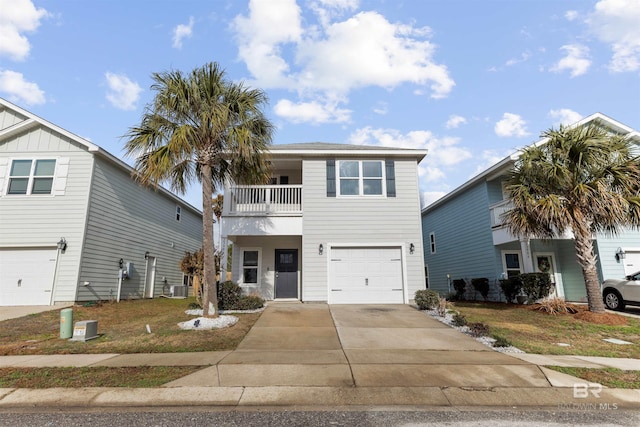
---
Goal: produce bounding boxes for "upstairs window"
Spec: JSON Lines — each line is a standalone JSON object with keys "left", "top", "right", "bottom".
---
{"left": 429, "top": 232, "right": 436, "bottom": 254}
{"left": 175, "top": 205, "right": 181, "bottom": 221}
{"left": 8, "top": 159, "right": 56, "bottom": 195}
{"left": 337, "top": 160, "right": 385, "bottom": 196}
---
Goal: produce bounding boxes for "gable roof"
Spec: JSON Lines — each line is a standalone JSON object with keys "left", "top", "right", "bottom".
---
{"left": 0, "top": 97, "right": 202, "bottom": 215}
{"left": 422, "top": 112, "right": 640, "bottom": 214}
{"left": 270, "top": 142, "right": 427, "bottom": 160}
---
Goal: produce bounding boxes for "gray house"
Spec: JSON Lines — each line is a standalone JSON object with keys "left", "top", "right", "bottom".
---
{"left": 422, "top": 113, "right": 640, "bottom": 302}
{"left": 0, "top": 98, "right": 202, "bottom": 306}
{"left": 220, "top": 143, "right": 427, "bottom": 304}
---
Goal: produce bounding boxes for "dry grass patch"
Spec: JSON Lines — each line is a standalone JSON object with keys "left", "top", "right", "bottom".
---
{"left": 547, "top": 367, "right": 640, "bottom": 389}
{"left": 0, "top": 298, "right": 261, "bottom": 355}
{"left": 0, "top": 366, "right": 204, "bottom": 388}
{"left": 452, "top": 302, "right": 640, "bottom": 358}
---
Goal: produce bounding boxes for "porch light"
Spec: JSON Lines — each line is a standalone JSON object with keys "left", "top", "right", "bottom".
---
{"left": 319, "top": 244, "right": 323, "bottom": 255}
{"left": 144, "top": 251, "right": 150, "bottom": 260}
{"left": 57, "top": 237, "right": 67, "bottom": 252}
{"left": 410, "top": 243, "right": 415, "bottom": 254}
{"left": 615, "top": 247, "right": 626, "bottom": 261}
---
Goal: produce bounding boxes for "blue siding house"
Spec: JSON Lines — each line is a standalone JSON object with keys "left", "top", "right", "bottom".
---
{"left": 422, "top": 113, "right": 640, "bottom": 302}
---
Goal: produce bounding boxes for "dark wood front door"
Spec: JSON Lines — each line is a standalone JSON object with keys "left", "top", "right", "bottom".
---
{"left": 275, "top": 249, "right": 298, "bottom": 299}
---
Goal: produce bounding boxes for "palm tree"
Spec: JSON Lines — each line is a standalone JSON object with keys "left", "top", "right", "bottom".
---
{"left": 504, "top": 123, "right": 640, "bottom": 313}
{"left": 124, "top": 62, "right": 273, "bottom": 316}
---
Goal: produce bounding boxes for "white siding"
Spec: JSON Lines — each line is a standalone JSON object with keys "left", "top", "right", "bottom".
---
{"left": 302, "top": 157, "right": 425, "bottom": 302}
{"left": 0, "top": 126, "right": 93, "bottom": 303}
{"left": 77, "top": 157, "right": 202, "bottom": 301}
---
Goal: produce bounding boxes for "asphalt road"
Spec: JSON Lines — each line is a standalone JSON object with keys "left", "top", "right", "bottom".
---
{"left": 0, "top": 407, "right": 638, "bottom": 426}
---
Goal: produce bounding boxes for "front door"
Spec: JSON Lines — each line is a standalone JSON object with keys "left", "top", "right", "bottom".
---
{"left": 275, "top": 249, "right": 298, "bottom": 299}
{"left": 534, "top": 253, "right": 563, "bottom": 298}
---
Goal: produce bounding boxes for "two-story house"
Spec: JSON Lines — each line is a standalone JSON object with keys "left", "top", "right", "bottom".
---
{"left": 0, "top": 98, "right": 202, "bottom": 306}
{"left": 421, "top": 113, "right": 640, "bottom": 302}
{"left": 220, "top": 143, "right": 427, "bottom": 304}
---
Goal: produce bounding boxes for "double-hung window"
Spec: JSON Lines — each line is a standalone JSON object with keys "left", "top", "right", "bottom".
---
{"left": 337, "top": 160, "right": 384, "bottom": 196}
{"left": 8, "top": 159, "right": 56, "bottom": 195}
{"left": 242, "top": 250, "right": 260, "bottom": 285}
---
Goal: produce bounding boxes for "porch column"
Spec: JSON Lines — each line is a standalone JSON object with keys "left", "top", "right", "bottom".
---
{"left": 519, "top": 237, "right": 534, "bottom": 273}
{"left": 220, "top": 235, "right": 228, "bottom": 281}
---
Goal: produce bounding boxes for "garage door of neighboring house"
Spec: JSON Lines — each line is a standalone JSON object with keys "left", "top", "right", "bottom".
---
{"left": 623, "top": 251, "right": 640, "bottom": 276}
{"left": 0, "top": 249, "right": 57, "bottom": 306}
{"left": 329, "top": 247, "right": 404, "bottom": 304}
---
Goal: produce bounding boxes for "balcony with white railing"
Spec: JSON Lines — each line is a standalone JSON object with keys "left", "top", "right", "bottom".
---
{"left": 227, "top": 185, "right": 303, "bottom": 215}
{"left": 489, "top": 199, "right": 513, "bottom": 228}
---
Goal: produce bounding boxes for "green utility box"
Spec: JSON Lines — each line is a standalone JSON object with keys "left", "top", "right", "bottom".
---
{"left": 60, "top": 308, "right": 73, "bottom": 339}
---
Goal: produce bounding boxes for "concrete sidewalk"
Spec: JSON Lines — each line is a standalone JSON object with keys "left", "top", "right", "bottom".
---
{"left": 1, "top": 303, "right": 639, "bottom": 408}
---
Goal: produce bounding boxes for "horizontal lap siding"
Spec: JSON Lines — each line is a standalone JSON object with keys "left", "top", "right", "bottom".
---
{"left": 77, "top": 158, "right": 202, "bottom": 301}
{"left": 422, "top": 182, "right": 496, "bottom": 297}
{"left": 596, "top": 229, "right": 640, "bottom": 281}
{"left": 302, "top": 158, "right": 424, "bottom": 302}
{"left": 0, "top": 126, "right": 93, "bottom": 302}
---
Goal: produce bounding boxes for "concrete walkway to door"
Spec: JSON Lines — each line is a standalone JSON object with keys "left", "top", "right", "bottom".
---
{"left": 187, "top": 303, "right": 550, "bottom": 389}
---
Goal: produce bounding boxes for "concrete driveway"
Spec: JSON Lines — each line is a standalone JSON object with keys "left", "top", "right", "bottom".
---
{"left": 185, "top": 303, "right": 551, "bottom": 389}
{"left": 0, "top": 303, "right": 72, "bottom": 322}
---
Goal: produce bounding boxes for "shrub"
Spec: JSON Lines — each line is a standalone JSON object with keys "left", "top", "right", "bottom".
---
{"left": 471, "top": 278, "right": 490, "bottom": 301}
{"left": 217, "top": 281, "right": 242, "bottom": 310}
{"left": 451, "top": 312, "right": 467, "bottom": 327}
{"left": 188, "top": 302, "right": 202, "bottom": 310}
{"left": 415, "top": 290, "right": 441, "bottom": 310}
{"left": 235, "top": 295, "right": 265, "bottom": 310}
{"left": 534, "top": 297, "right": 578, "bottom": 315}
{"left": 520, "top": 273, "right": 553, "bottom": 302}
{"left": 468, "top": 322, "right": 490, "bottom": 337}
{"left": 492, "top": 335, "right": 512, "bottom": 348}
{"left": 444, "top": 291, "right": 458, "bottom": 301}
{"left": 499, "top": 276, "right": 523, "bottom": 303}
{"left": 436, "top": 296, "right": 448, "bottom": 317}
{"left": 452, "top": 279, "right": 466, "bottom": 301}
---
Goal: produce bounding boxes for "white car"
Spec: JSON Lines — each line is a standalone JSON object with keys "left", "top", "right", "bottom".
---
{"left": 602, "top": 271, "right": 640, "bottom": 311}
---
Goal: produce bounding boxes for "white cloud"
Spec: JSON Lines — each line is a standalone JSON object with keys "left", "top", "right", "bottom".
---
{"left": 445, "top": 114, "right": 467, "bottom": 129}
{"left": 548, "top": 108, "right": 583, "bottom": 127}
{"left": 495, "top": 113, "right": 530, "bottom": 138}
{"left": 274, "top": 98, "right": 351, "bottom": 124}
{"left": 421, "top": 191, "right": 447, "bottom": 208}
{"left": 172, "top": 17, "right": 194, "bottom": 49}
{"left": 550, "top": 44, "right": 591, "bottom": 77}
{"left": 0, "top": 0, "right": 49, "bottom": 61}
{"left": 0, "top": 69, "right": 45, "bottom": 105}
{"left": 232, "top": 0, "right": 454, "bottom": 124}
{"left": 505, "top": 51, "right": 531, "bottom": 66}
{"left": 565, "top": 10, "right": 579, "bottom": 21}
{"left": 372, "top": 101, "right": 388, "bottom": 115}
{"left": 348, "top": 127, "right": 471, "bottom": 185}
{"left": 588, "top": 0, "right": 640, "bottom": 72}
{"left": 470, "top": 149, "right": 511, "bottom": 178}
{"left": 105, "top": 72, "right": 142, "bottom": 111}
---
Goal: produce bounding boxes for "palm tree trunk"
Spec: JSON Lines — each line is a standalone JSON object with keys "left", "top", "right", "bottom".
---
{"left": 201, "top": 163, "right": 218, "bottom": 317}
{"left": 572, "top": 218, "right": 605, "bottom": 313}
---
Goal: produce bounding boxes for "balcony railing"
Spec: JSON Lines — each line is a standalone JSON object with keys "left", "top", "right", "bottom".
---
{"left": 228, "top": 185, "right": 302, "bottom": 215}
{"left": 489, "top": 199, "right": 513, "bottom": 227}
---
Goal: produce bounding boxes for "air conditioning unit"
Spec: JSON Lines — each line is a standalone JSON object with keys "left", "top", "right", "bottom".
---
{"left": 170, "top": 285, "right": 188, "bottom": 298}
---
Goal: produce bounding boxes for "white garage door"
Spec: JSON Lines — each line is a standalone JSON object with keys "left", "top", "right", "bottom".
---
{"left": 0, "top": 249, "right": 57, "bottom": 306}
{"left": 329, "top": 247, "right": 404, "bottom": 304}
{"left": 623, "top": 251, "right": 640, "bottom": 276}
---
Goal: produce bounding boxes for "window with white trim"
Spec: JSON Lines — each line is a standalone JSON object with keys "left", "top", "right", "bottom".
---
{"left": 337, "top": 160, "right": 385, "bottom": 196}
{"left": 7, "top": 159, "right": 56, "bottom": 195}
{"left": 429, "top": 232, "right": 436, "bottom": 254}
{"left": 502, "top": 251, "right": 523, "bottom": 279}
{"left": 241, "top": 249, "right": 260, "bottom": 285}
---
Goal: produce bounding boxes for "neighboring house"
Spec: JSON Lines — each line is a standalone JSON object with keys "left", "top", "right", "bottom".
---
{"left": 422, "top": 113, "right": 640, "bottom": 302}
{"left": 0, "top": 98, "right": 203, "bottom": 306}
{"left": 220, "top": 143, "right": 427, "bottom": 304}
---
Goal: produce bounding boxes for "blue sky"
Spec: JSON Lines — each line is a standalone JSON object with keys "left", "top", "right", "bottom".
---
{"left": 1, "top": 0, "right": 639, "bottom": 209}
